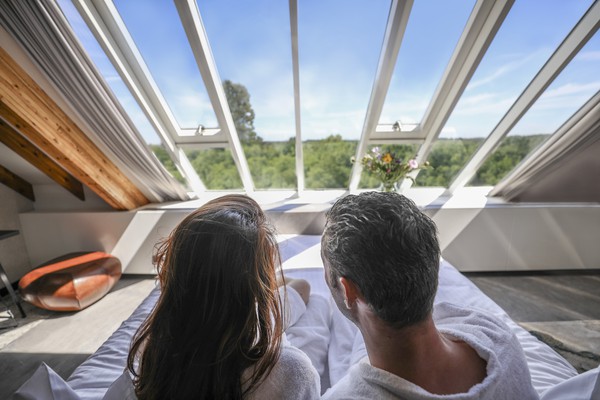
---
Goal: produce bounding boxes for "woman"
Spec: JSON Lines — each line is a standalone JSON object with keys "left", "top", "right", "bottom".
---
{"left": 111, "top": 195, "right": 319, "bottom": 399}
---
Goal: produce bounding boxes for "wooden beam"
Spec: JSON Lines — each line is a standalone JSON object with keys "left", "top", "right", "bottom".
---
{"left": 0, "top": 47, "right": 148, "bottom": 210}
{"left": 0, "top": 163, "right": 35, "bottom": 201}
{"left": 0, "top": 118, "right": 85, "bottom": 201}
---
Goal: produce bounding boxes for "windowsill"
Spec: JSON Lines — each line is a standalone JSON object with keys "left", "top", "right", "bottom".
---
{"left": 139, "top": 187, "right": 600, "bottom": 212}
{"left": 141, "top": 187, "right": 501, "bottom": 211}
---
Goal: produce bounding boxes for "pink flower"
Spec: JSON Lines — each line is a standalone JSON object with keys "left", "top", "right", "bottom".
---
{"left": 408, "top": 159, "right": 418, "bottom": 169}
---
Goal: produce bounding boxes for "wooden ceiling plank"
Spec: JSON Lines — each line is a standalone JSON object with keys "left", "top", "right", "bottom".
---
{"left": 0, "top": 118, "right": 85, "bottom": 201}
{"left": 0, "top": 47, "right": 148, "bottom": 210}
{"left": 0, "top": 72, "right": 138, "bottom": 197}
{"left": 0, "top": 163, "right": 35, "bottom": 201}
{"left": 0, "top": 100, "right": 127, "bottom": 210}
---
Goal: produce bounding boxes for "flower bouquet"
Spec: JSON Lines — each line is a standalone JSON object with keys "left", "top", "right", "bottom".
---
{"left": 352, "top": 147, "right": 429, "bottom": 192}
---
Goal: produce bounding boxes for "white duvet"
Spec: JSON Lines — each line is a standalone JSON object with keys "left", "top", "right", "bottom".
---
{"left": 14, "top": 256, "right": 591, "bottom": 399}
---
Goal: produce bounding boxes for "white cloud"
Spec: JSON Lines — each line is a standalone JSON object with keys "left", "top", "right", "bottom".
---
{"left": 453, "top": 93, "right": 514, "bottom": 117}
{"left": 167, "top": 93, "right": 216, "bottom": 127}
{"left": 578, "top": 50, "right": 600, "bottom": 61}
{"left": 440, "top": 126, "right": 457, "bottom": 137}
{"left": 467, "top": 52, "right": 539, "bottom": 91}
{"left": 379, "top": 97, "right": 429, "bottom": 124}
{"left": 540, "top": 81, "right": 600, "bottom": 100}
{"left": 104, "top": 75, "right": 122, "bottom": 83}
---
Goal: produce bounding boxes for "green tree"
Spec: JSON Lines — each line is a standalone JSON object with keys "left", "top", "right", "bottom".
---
{"left": 304, "top": 135, "right": 357, "bottom": 189}
{"left": 149, "top": 144, "right": 185, "bottom": 184}
{"left": 223, "top": 80, "right": 260, "bottom": 143}
{"left": 243, "top": 141, "right": 296, "bottom": 188}
{"left": 188, "top": 148, "right": 242, "bottom": 189}
{"left": 473, "top": 134, "right": 548, "bottom": 185}
{"left": 417, "top": 139, "right": 482, "bottom": 187}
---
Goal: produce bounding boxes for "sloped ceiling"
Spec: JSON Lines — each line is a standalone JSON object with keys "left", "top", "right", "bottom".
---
{"left": 0, "top": 45, "right": 149, "bottom": 210}
{"left": 509, "top": 127, "right": 600, "bottom": 203}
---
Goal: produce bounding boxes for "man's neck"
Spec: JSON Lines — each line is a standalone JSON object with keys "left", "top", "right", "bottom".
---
{"left": 357, "top": 309, "right": 486, "bottom": 395}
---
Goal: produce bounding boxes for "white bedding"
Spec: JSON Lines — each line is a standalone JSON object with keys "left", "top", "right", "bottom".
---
{"left": 61, "top": 258, "right": 578, "bottom": 399}
{"left": 15, "top": 233, "right": 586, "bottom": 399}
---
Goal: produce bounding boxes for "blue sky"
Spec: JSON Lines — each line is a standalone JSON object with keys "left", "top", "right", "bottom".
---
{"left": 59, "top": 0, "right": 599, "bottom": 144}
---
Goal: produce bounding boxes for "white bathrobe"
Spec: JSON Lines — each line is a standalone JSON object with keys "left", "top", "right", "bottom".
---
{"left": 322, "top": 302, "right": 539, "bottom": 400}
{"left": 102, "top": 286, "right": 321, "bottom": 400}
{"left": 102, "top": 340, "right": 320, "bottom": 400}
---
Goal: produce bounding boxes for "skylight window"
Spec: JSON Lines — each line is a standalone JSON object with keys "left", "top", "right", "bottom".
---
{"left": 469, "top": 30, "right": 600, "bottom": 187}
{"left": 379, "top": 0, "right": 476, "bottom": 126}
{"left": 298, "top": 1, "right": 389, "bottom": 141}
{"left": 298, "top": 0, "right": 389, "bottom": 189}
{"left": 419, "top": 0, "right": 594, "bottom": 188}
{"left": 53, "top": 0, "right": 599, "bottom": 195}
{"left": 113, "top": 0, "right": 218, "bottom": 130}
{"left": 199, "top": 0, "right": 296, "bottom": 189}
{"left": 57, "top": 0, "right": 162, "bottom": 145}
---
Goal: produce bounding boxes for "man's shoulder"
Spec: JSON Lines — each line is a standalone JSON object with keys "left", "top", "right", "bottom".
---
{"left": 432, "top": 302, "right": 538, "bottom": 400}
{"left": 433, "top": 301, "right": 518, "bottom": 348}
{"left": 323, "top": 360, "right": 537, "bottom": 400}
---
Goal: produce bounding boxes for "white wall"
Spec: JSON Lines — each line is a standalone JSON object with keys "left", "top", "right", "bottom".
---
{"left": 19, "top": 209, "right": 189, "bottom": 274}
{"left": 17, "top": 203, "right": 600, "bottom": 276}
{"left": 434, "top": 205, "right": 600, "bottom": 271}
{"left": 0, "top": 185, "right": 33, "bottom": 282}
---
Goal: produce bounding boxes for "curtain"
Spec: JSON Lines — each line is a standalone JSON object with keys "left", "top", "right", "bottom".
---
{"left": 0, "top": 0, "right": 189, "bottom": 203}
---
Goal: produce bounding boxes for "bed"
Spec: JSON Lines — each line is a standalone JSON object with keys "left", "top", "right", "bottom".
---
{"left": 14, "top": 235, "right": 599, "bottom": 399}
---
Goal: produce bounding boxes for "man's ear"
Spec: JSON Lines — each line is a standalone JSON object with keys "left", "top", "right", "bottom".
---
{"left": 339, "top": 277, "right": 360, "bottom": 308}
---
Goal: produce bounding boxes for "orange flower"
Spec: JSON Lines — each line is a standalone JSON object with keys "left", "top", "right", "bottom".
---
{"left": 382, "top": 153, "right": 393, "bottom": 164}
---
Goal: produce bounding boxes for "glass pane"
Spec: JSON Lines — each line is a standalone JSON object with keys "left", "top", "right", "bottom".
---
{"left": 380, "top": 0, "right": 476, "bottom": 125}
{"left": 298, "top": 1, "right": 389, "bottom": 141}
{"left": 358, "top": 144, "right": 421, "bottom": 189}
{"left": 470, "top": 31, "right": 600, "bottom": 186}
{"left": 150, "top": 145, "right": 190, "bottom": 190}
{"left": 57, "top": 0, "right": 162, "bottom": 145}
{"left": 425, "top": 0, "right": 593, "bottom": 187}
{"left": 299, "top": 0, "right": 390, "bottom": 188}
{"left": 188, "top": 148, "right": 243, "bottom": 190}
{"left": 113, "top": 0, "right": 218, "bottom": 128}
{"left": 243, "top": 141, "right": 296, "bottom": 189}
{"left": 304, "top": 136, "right": 357, "bottom": 189}
{"left": 200, "top": 0, "right": 296, "bottom": 189}
{"left": 416, "top": 139, "right": 484, "bottom": 187}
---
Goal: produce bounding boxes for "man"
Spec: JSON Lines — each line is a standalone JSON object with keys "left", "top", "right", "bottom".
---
{"left": 320, "top": 192, "right": 538, "bottom": 399}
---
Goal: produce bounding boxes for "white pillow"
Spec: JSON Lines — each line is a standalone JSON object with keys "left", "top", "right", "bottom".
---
{"left": 13, "top": 362, "right": 80, "bottom": 400}
{"left": 540, "top": 366, "right": 600, "bottom": 400}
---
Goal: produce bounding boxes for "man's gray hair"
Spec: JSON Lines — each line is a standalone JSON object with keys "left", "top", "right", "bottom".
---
{"left": 321, "top": 192, "right": 440, "bottom": 328}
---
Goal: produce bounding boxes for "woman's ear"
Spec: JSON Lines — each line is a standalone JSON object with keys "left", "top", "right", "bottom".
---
{"left": 339, "top": 277, "right": 360, "bottom": 308}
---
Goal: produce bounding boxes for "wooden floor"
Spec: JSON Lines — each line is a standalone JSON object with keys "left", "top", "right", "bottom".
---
{"left": 466, "top": 271, "right": 600, "bottom": 322}
{"left": 1, "top": 271, "right": 599, "bottom": 397}
{"left": 0, "top": 276, "right": 156, "bottom": 398}
{"left": 467, "top": 270, "right": 600, "bottom": 372}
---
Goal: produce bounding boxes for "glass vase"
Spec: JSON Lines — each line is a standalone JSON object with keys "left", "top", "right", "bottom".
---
{"left": 380, "top": 181, "right": 398, "bottom": 192}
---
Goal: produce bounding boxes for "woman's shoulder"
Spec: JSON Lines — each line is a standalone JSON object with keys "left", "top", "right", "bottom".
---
{"left": 273, "top": 344, "right": 321, "bottom": 391}
{"left": 279, "top": 344, "right": 319, "bottom": 373}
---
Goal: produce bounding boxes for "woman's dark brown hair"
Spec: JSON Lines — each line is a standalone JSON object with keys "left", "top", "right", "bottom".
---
{"left": 127, "top": 194, "right": 283, "bottom": 399}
